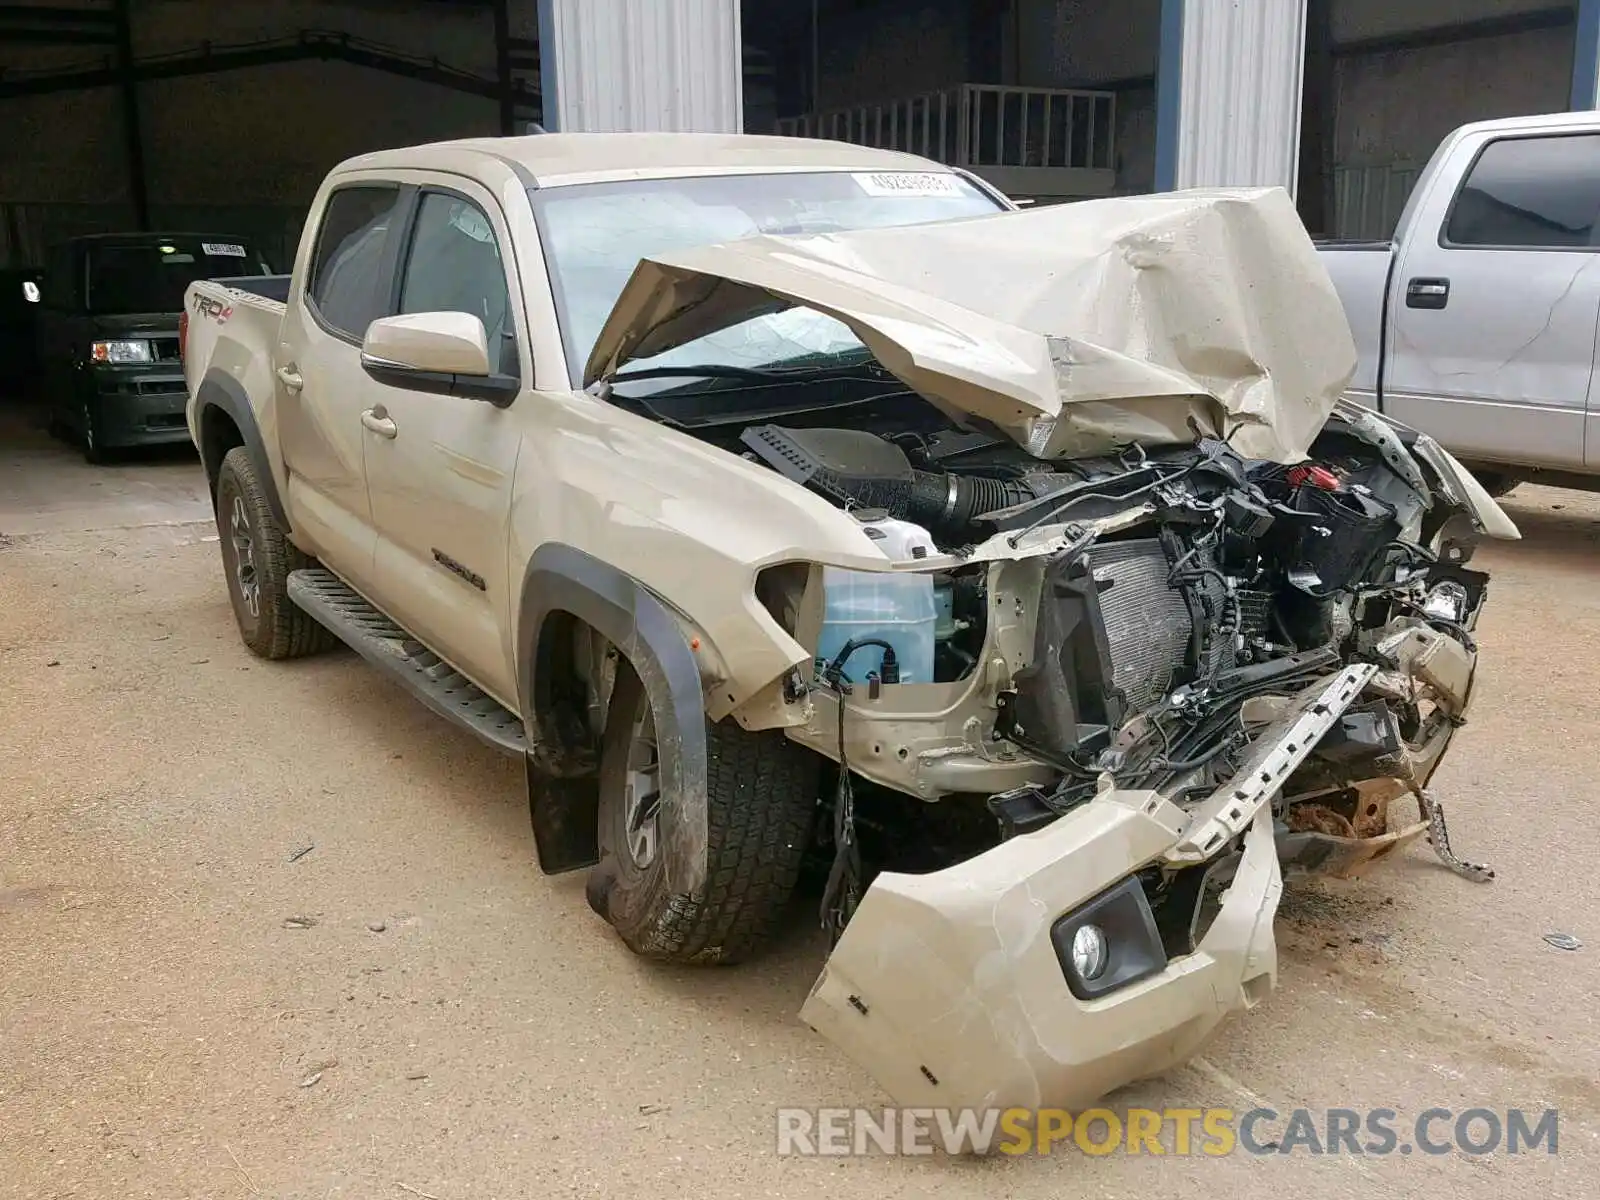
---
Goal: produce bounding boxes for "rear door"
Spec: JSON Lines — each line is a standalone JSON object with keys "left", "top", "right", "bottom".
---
{"left": 361, "top": 180, "right": 525, "bottom": 707}
{"left": 1383, "top": 130, "right": 1600, "bottom": 469}
{"left": 277, "top": 182, "right": 408, "bottom": 592}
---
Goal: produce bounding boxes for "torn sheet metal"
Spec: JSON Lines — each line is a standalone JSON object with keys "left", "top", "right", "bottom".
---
{"left": 1331, "top": 399, "right": 1519, "bottom": 541}
{"left": 587, "top": 187, "right": 1358, "bottom": 464}
{"left": 1279, "top": 819, "right": 1431, "bottom": 880}
{"left": 1375, "top": 626, "right": 1475, "bottom": 716}
{"left": 1168, "top": 665, "right": 1378, "bottom": 864}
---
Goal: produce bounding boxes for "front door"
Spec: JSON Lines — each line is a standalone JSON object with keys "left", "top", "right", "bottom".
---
{"left": 276, "top": 182, "right": 409, "bottom": 593}
{"left": 362, "top": 182, "right": 525, "bottom": 708}
{"left": 1384, "top": 130, "right": 1600, "bottom": 471}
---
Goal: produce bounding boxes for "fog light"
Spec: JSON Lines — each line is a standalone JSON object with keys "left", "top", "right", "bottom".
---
{"left": 1052, "top": 876, "right": 1167, "bottom": 999}
{"left": 1071, "top": 923, "right": 1108, "bottom": 981}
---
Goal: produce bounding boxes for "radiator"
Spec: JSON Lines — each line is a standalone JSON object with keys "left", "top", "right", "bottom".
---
{"left": 1087, "top": 539, "right": 1268, "bottom": 712}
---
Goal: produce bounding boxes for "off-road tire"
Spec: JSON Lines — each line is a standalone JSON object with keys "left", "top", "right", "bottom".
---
{"left": 588, "top": 661, "right": 819, "bottom": 965}
{"left": 215, "top": 446, "right": 336, "bottom": 660}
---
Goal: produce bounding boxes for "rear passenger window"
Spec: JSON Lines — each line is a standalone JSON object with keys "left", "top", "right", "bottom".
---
{"left": 308, "top": 185, "right": 402, "bottom": 337}
{"left": 1446, "top": 134, "right": 1600, "bottom": 249}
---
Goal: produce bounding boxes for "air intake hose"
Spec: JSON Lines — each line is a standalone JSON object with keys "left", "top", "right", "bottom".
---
{"left": 736, "top": 425, "right": 1037, "bottom": 539}
{"left": 900, "top": 471, "right": 1035, "bottom": 536}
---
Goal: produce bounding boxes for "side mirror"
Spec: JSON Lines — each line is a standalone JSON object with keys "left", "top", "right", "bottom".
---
{"left": 360, "top": 311, "right": 518, "bottom": 405}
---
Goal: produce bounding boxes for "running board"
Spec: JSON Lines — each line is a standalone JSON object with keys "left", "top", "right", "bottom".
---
{"left": 286, "top": 568, "right": 526, "bottom": 758}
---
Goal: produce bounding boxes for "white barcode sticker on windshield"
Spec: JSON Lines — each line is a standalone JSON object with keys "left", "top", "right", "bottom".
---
{"left": 202, "top": 242, "right": 247, "bottom": 257}
{"left": 851, "top": 171, "right": 964, "bottom": 198}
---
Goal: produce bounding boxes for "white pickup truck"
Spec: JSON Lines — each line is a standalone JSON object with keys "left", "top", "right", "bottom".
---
{"left": 1319, "top": 110, "right": 1600, "bottom": 496}
{"left": 181, "top": 131, "right": 1512, "bottom": 1124}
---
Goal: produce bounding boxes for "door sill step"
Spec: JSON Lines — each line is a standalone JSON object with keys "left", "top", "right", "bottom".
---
{"left": 287, "top": 567, "right": 526, "bottom": 758}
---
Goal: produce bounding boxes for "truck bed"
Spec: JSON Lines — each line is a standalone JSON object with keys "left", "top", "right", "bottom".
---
{"left": 182, "top": 276, "right": 290, "bottom": 462}
{"left": 211, "top": 273, "right": 291, "bottom": 305}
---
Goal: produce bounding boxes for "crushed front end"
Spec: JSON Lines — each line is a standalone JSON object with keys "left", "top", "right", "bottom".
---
{"left": 586, "top": 186, "right": 1514, "bottom": 1115}
{"left": 779, "top": 404, "right": 1507, "bottom": 1116}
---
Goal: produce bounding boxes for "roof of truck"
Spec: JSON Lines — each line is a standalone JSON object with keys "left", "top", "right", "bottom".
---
{"left": 332, "top": 132, "right": 951, "bottom": 188}
{"left": 1450, "top": 110, "right": 1600, "bottom": 137}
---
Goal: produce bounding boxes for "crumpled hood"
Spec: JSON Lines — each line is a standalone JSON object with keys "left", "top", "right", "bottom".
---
{"left": 585, "top": 186, "right": 1358, "bottom": 463}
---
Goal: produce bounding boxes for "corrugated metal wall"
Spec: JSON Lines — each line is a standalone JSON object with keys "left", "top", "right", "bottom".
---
{"left": 1171, "top": 0, "right": 1308, "bottom": 191}
{"left": 1331, "top": 162, "right": 1421, "bottom": 238}
{"left": 538, "top": 0, "right": 742, "bottom": 133}
{"left": 1328, "top": 19, "right": 1573, "bottom": 237}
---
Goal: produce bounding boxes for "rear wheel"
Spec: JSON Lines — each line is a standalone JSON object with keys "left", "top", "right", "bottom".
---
{"left": 214, "top": 447, "right": 336, "bottom": 660}
{"left": 587, "top": 661, "right": 819, "bottom": 965}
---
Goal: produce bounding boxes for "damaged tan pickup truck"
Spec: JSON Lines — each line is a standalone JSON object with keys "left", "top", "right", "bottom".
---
{"left": 181, "top": 133, "right": 1515, "bottom": 1117}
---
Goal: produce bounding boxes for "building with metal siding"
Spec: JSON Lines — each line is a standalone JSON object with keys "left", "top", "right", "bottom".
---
{"left": 1158, "top": 0, "right": 1307, "bottom": 193}
{"left": 729, "top": 0, "right": 1600, "bottom": 237}
{"left": 531, "top": 0, "right": 1600, "bottom": 242}
{"left": 3, "top": 0, "right": 1596, "bottom": 268}
{"left": 537, "top": 0, "right": 743, "bottom": 133}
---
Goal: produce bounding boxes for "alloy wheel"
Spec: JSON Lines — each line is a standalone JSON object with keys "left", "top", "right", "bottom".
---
{"left": 623, "top": 703, "right": 662, "bottom": 869}
{"left": 229, "top": 494, "right": 260, "bottom": 619}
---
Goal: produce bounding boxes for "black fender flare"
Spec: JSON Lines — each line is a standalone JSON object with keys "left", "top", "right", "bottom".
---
{"left": 517, "top": 543, "right": 708, "bottom": 896}
{"left": 194, "top": 370, "right": 290, "bottom": 532}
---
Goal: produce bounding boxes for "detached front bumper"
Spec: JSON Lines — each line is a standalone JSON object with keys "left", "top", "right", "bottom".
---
{"left": 801, "top": 665, "right": 1376, "bottom": 1116}
{"left": 801, "top": 792, "right": 1281, "bottom": 1113}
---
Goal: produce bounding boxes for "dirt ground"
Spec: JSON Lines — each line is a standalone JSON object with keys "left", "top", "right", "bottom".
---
{"left": 3, "top": 413, "right": 1598, "bottom": 1199}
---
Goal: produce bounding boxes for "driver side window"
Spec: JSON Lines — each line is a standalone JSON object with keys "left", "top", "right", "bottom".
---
{"left": 399, "top": 191, "right": 516, "bottom": 375}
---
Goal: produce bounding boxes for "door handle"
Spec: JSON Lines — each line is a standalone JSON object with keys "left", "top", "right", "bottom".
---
{"left": 361, "top": 407, "right": 397, "bottom": 439}
{"left": 1405, "top": 277, "right": 1450, "bottom": 310}
{"left": 276, "top": 365, "right": 304, "bottom": 392}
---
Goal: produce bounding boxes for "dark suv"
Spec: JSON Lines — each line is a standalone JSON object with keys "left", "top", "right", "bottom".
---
{"left": 37, "top": 233, "right": 273, "bottom": 461}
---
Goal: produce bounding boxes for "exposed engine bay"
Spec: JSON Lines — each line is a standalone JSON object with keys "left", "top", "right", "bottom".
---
{"left": 588, "top": 187, "right": 1512, "bottom": 1128}
{"left": 717, "top": 397, "right": 1502, "bottom": 1118}
{"left": 730, "top": 404, "right": 1496, "bottom": 937}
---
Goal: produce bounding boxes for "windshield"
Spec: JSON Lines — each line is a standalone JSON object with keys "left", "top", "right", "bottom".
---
{"left": 529, "top": 170, "right": 1006, "bottom": 385}
{"left": 85, "top": 238, "right": 272, "bottom": 315}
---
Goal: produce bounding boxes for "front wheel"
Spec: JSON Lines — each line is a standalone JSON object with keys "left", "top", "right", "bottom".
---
{"left": 80, "top": 402, "right": 107, "bottom": 464}
{"left": 214, "top": 447, "right": 336, "bottom": 660}
{"left": 587, "top": 661, "right": 819, "bottom": 965}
